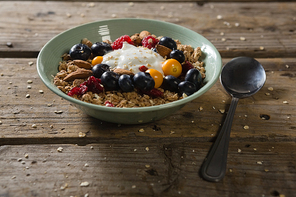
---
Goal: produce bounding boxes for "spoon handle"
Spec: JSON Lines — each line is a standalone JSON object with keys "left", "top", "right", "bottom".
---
{"left": 200, "top": 97, "right": 239, "bottom": 182}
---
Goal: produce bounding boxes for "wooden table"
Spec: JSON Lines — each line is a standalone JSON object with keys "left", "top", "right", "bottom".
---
{"left": 0, "top": 1, "right": 295, "bottom": 196}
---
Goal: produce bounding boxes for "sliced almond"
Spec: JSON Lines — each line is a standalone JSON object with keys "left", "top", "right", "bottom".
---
{"left": 113, "top": 68, "right": 134, "bottom": 76}
{"left": 64, "top": 69, "right": 93, "bottom": 82}
{"left": 156, "top": 44, "right": 172, "bottom": 57}
{"left": 73, "top": 60, "right": 92, "bottom": 69}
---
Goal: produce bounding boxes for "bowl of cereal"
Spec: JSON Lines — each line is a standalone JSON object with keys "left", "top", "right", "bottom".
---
{"left": 37, "top": 18, "right": 222, "bottom": 124}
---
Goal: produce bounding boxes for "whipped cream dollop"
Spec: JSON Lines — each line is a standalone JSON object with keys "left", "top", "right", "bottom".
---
{"left": 101, "top": 42, "right": 164, "bottom": 75}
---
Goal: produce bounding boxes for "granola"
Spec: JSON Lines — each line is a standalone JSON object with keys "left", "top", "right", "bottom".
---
{"left": 53, "top": 31, "right": 205, "bottom": 108}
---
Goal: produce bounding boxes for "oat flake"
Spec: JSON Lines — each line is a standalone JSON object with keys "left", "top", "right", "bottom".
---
{"left": 80, "top": 181, "right": 90, "bottom": 187}
{"left": 57, "top": 147, "right": 63, "bottom": 152}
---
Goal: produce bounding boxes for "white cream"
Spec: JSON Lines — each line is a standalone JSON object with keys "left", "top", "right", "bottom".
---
{"left": 102, "top": 42, "right": 164, "bottom": 75}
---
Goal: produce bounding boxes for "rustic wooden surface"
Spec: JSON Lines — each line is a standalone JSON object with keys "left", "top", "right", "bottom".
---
{"left": 0, "top": 1, "right": 296, "bottom": 197}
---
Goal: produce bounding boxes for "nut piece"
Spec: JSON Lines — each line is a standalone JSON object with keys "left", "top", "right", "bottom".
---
{"left": 81, "top": 38, "right": 93, "bottom": 48}
{"left": 73, "top": 60, "right": 92, "bottom": 69}
{"left": 156, "top": 44, "right": 172, "bottom": 57}
{"left": 113, "top": 68, "right": 134, "bottom": 76}
{"left": 131, "top": 33, "right": 142, "bottom": 46}
{"left": 64, "top": 69, "right": 93, "bottom": 82}
{"left": 139, "top": 30, "right": 151, "bottom": 39}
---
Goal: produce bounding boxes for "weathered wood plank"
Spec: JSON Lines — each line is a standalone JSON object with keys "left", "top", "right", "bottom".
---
{"left": 0, "top": 58, "right": 295, "bottom": 142}
{"left": 0, "top": 2, "right": 295, "bottom": 58}
{"left": 0, "top": 142, "right": 295, "bottom": 197}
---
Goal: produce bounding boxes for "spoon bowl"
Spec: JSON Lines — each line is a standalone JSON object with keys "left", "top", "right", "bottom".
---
{"left": 220, "top": 57, "right": 266, "bottom": 98}
{"left": 200, "top": 57, "right": 266, "bottom": 182}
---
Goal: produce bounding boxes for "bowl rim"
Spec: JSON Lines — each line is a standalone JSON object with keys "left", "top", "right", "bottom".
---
{"left": 37, "top": 18, "right": 222, "bottom": 113}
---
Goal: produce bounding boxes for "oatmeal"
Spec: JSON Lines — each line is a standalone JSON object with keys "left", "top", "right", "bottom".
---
{"left": 54, "top": 30, "right": 205, "bottom": 108}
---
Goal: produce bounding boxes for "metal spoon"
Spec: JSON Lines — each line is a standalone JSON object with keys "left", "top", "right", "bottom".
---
{"left": 200, "top": 57, "right": 266, "bottom": 182}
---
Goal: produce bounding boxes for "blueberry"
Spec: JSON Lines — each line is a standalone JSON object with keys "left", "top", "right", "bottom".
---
{"left": 159, "top": 36, "right": 177, "bottom": 50}
{"left": 184, "top": 68, "right": 202, "bottom": 90}
{"left": 169, "top": 50, "right": 185, "bottom": 63}
{"left": 69, "top": 44, "right": 91, "bottom": 61}
{"left": 91, "top": 42, "right": 112, "bottom": 56}
{"left": 133, "top": 72, "right": 155, "bottom": 91}
{"left": 178, "top": 81, "right": 196, "bottom": 96}
{"left": 162, "top": 75, "right": 180, "bottom": 92}
{"left": 152, "top": 48, "right": 158, "bottom": 53}
{"left": 101, "top": 71, "right": 119, "bottom": 91}
{"left": 118, "top": 74, "right": 134, "bottom": 92}
{"left": 91, "top": 64, "right": 110, "bottom": 78}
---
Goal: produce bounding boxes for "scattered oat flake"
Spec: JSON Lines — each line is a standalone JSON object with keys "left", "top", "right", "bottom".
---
{"left": 24, "top": 154, "right": 29, "bottom": 158}
{"left": 145, "top": 164, "right": 150, "bottom": 168}
{"left": 219, "top": 109, "right": 225, "bottom": 114}
{"left": 60, "top": 183, "right": 68, "bottom": 190}
{"left": 84, "top": 163, "right": 89, "bottom": 167}
{"left": 283, "top": 101, "right": 289, "bottom": 104}
{"left": 54, "top": 110, "right": 63, "bottom": 114}
{"left": 111, "top": 14, "right": 117, "bottom": 18}
{"left": 170, "top": 131, "right": 175, "bottom": 134}
{"left": 264, "top": 169, "right": 269, "bottom": 172}
{"left": 145, "top": 147, "right": 149, "bottom": 151}
{"left": 285, "top": 64, "right": 289, "bottom": 68}
{"left": 268, "top": 87, "right": 273, "bottom": 91}
{"left": 243, "top": 125, "right": 249, "bottom": 130}
{"left": 17, "top": 158, "right": 22, "bottom": 162}
{"left": 12, "top": 176, "right": 16, "bottom": 179}
{"left": 129, "top": 2, "right": 134, "bottom": 7}
{"left": 27, "top": 80, "right": 33, "bottom": 84}
{"left": 238, "top": 148, "right": 242, "bottom": 153}
{"left": 265, "top": 92, "right": 270, "bottom": 96}
{"left": 134, "top": 148, "right": 137, "bottom": 152}
{"left": 57, "top": 147, "right": 63, "bottom": 152}
{"left": 199, "top": 106, "right": 203, "bottom": 111}
{"left": 221, "top": 38, "right": 226, "bottom": 42}
{"left": 132, "top": 185, "right": 136, "bottom": 189}
{"left": 28, "top": 62, "right": 34, "bottom": 66}
{"left": 257, "top": 161, "right": 263, "bottom": 165}
{"left": 79, "top": 132, "right": 86, "bottom": 137}
{"left": 138, "top": 128, "right": 145, "bottom": 133}
{"left": 253, "top": 148, "right": 257, "bottom": 151}
{"left": 32, "top": 124, "right": 37, "bottom": 128}
{"left": 259, "top": 46, "right": 265, "bottom": 50}
{"left": 39, "top": 90, "right": 44, "bottom": 94}
{"left": 240, "top": 37, "right": 246, "bottom": 41}
{"left": 0, "top": 121, "right": 2, "bottom": 125}
{"left": 235, "top": 22, "right": 240, "bottom": 27}
{"left": 27, "top": 85, "right": 32, "bottom": 89}
{"left": 229, "top": 169, "right": 233, "bottom": 173}
{"left": 26, "top": 94, "right": 30, "bottom": 98}
{"left": 217, "top": 15, "right": 223, "bottom": 20}
{"left": 80, "top": 181, "right": 90, "bottom": 187}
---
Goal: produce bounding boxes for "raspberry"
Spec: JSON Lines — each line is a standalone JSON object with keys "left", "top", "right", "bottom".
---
{"left": 67, "top": 86, "right": 81, "bottom": 96}
{"left": 87, "top": 76, "right": 104, "bottom": 94}
{"left": 139, "top": 65, "right": 148, "bottom": 72}
{"left": 142, "top": 36, "right": 159, "bottom": 49}
{"left": 182, "top": 61, "right": 194, "bottom": 74}
{"left": 141, "top": 88, "right": 163, "bottom": 98}
{"left": 112, "top": 35, "right": 134, "bottom": 50}
{"left": 104, "top": 101, "right": 114, "bottom": 107}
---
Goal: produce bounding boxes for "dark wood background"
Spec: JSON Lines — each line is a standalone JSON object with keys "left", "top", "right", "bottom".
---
{"left": 0, "top": 1, "right": 295, "bottom": 196}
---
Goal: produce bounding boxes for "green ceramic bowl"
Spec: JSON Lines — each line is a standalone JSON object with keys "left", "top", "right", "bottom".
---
{"left": 37, "top": 18, "right": 222, "bottom": 124}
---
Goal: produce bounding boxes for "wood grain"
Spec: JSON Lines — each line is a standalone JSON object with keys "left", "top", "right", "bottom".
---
{"left": 1, "top": 1, "right": 296, "bottom": 196}
{"left": 0, "top": 142, "right": 295, "bottom": 197}
{"left": 0, "top": 58, "right": 295, "bottom": 142}
{"left": 0, "top": 2, "right": 295, "bottom": 58}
